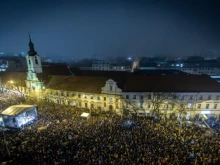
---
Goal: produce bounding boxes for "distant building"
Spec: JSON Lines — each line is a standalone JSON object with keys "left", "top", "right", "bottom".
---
{"left": 92, "top": 60, "right": 110, "bottom": 71}
{"left": 0, "top": 55, "right": 27, "bottom": 72}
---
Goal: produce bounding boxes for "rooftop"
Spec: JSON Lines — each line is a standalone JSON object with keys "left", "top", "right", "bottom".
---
{"left": 1, "top": 105, "right": 36, "bottom": 116}
{"left": 123, "top": 75, "right": 220, "bottom": 92}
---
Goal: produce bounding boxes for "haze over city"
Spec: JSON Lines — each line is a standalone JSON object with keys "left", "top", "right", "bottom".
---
{"left": 1, "top": 0, "right": 220, "bottom": 60}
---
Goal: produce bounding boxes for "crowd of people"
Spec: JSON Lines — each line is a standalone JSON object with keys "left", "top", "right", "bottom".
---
{"left": 0, "top": 100, "right": 220, "bottom": 165}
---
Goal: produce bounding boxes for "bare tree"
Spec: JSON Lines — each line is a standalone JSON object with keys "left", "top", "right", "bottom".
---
{"left": 121, "top": 98, "right": 139, "bottom": 118}
{"left": 149, "top": 92, "right": 178, "bottom": 117}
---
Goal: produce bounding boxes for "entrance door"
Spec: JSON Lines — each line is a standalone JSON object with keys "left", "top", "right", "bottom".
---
{"left": 109, "top": 105, "right": 113, "bottom": 111}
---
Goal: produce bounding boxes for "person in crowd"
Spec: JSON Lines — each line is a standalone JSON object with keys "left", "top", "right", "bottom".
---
{"left": 0, "top": 103, "right": 220, "bottom": 165}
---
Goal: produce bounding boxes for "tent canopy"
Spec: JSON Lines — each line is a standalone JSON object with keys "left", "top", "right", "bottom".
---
{"left": 80, "top": 112, "right": 90, "bottom": 118}
{"left": 1, "top": 105, "right": 36, "bottom": 116}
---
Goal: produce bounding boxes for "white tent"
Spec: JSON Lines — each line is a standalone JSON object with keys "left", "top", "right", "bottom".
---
{"left": 80, "top": 112, "right": 90, "bottom": 119}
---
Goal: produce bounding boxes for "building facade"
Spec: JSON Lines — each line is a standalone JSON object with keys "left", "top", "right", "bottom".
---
{"left": 1, "top": 38, "right": 220, "bottom": 120}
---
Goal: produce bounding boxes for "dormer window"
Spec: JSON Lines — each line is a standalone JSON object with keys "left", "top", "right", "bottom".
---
{"left": 110, "top": 85, "right": 113, "bottom": 91}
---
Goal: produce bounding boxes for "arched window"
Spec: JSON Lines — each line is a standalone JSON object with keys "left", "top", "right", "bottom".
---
{"left": 35, "top": 57, "right": 38, "bottom": 64}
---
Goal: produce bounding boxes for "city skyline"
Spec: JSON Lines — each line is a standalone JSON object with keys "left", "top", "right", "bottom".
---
{"left": 0, "top": 0, "right": 220, "bottom": 60}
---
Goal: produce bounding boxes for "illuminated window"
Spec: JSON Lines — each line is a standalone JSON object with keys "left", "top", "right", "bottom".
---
{"left": 206, "top": 104, "right": 209, "bottom": 109}
{"left": 197, "top": 104, "right": 201, "bottom": 109}
{"left": 214, "top": 104, "right": 217, "bottom": 109}
{"left": 188, "top": 103, "right": 192, "bottom": 109}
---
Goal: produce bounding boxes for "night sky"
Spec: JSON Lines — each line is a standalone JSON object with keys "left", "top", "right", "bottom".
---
{"left": 0, "top": 0, "right": 220, "bottom": 60}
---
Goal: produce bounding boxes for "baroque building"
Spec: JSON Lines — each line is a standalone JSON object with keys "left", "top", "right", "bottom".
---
{"left": 1, "top": 37, "right": 220, "bottom": 120}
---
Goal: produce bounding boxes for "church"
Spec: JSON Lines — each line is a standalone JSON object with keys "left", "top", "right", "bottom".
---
{"left": 1, "top": 36, "right": 220, "bottom": 119}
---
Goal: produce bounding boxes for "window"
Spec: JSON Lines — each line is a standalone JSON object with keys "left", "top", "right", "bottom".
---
{"left": 116, "top": 98, "right": 118, "bottom": 102}
{"left": 181, "top": 95, "right": 185, "bottom": 100}
{"left": 147, "top": 104, "right": 151, "bottom": 108}
{"left": 78, "top": 94, "right": 81, "bottom": 98}
{"left": 109, "top": 97, "right": 113, "bottom": 102}
{"left": 197, "top": 104, "right": 201, "bottom": 109}
{"left": 133, "top": 95, "right": 136, "bottom": 99}
{"left": 214, "top": 104, "right": 218, "bottom": 109}
{"left": 199, "top": 96, "right": 203, "bottom": 100}
{"left": 85, "top": 103, "right": 88, "bottom": 108}
{"left": 208, "top": 95, "right": 211, "bottom": 100}
{"left": 103, "top": 97, "right": 106, "bottom": 101}
{"left": 90, "top": 95, "right": 93, "bottom": 99}
{"left": 189, "top": 96, "right": 193, "bottom": 100}
{"left": 97, "top": 96, "right": 100, "bottom": 100}
{"left": 140, "top": 95, "right": 143, "bottom": 100}
{"left": 188, "top": 103, "right": 192, "bottom": 109}
{"left": 110, "top": 85, "right": 113, "bottom": 91}
{"left": 104, "top": 102, "right": 106, "bottom": 107}
{"left": 206, "top": 104, "right": 209, "bottom": 109}
{"left": 216, "top": 95, "right": 219, "bottom": 100}
{"left": 35, "top": 58, "right": 38, "bottom": 64}
{"left": 84, "top": 95, "right": 87, "bottom": 99}
{"left": 148, "top": 95, "right": 151, "bottom": 99}
{"left": 29, "top": 59, "right": 31, "bottom": 65}
{"left": 126, "top": 95, "right": 129, "bottom": 99}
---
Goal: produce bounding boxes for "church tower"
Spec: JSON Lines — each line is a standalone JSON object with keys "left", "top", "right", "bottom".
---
{"left": 26, "top": 34, "right": 43, "bottom": 90}
{"left": 26, "top": 34, "right": 42, "bottom": 73}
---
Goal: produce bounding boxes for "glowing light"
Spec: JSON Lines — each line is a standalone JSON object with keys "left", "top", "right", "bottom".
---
{"left": 9, "top": 80, "right": 14, "bottom": 84}
{"left": 127, "top": 57, "right": 132, "bottom": 60}
{"left": 201, "top": 111, "right": 210, "bottom": 114}
{"left": 17, "top": 116, "right": 35, "bottom": 127}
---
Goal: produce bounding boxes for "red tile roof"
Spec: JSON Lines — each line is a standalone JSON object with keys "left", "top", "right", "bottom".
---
{"left": 123, "top": 75, "right": 220, "bottom": 92}
{"left": 46, "top": 76, "right": 110, "bottom": 94}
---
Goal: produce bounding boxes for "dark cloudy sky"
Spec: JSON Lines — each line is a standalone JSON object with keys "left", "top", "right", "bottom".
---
{"left": 0, "top": 0, "right": 220, "bottom": 60}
